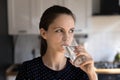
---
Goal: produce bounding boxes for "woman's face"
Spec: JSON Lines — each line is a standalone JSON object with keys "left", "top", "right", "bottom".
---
{"left": 41, "top": 14, "right": 75, "bottom": 52}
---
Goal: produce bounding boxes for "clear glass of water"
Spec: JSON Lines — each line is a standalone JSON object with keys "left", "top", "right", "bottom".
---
{"left": 64, "top": 38, "right": 86, "bottom": 67}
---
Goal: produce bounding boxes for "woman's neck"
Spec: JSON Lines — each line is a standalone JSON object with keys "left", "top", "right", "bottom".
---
{"left": 42, "top": 50, "right": 67, "bottom": 71}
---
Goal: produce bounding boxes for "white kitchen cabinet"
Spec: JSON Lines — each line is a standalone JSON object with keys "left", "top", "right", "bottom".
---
{"left": 8, "top": 0, "right": 42, "bottom": 35}
{"left": 7, "top": 0, "right": 63, "bottom": 35}
{"left": 8, "top": 0, "right": 91, "bottom": 35}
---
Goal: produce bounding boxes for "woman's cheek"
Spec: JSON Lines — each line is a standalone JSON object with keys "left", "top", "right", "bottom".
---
{"left": 56, "top": 33, "right": 63, "bottom": 39}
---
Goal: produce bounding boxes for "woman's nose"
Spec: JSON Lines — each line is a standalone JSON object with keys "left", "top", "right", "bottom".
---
{"left": 62, "top": 33, "right": 70, "bottom": 41}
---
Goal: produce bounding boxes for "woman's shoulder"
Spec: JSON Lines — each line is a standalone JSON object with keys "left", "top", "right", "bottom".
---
{"left": 16, "top": 57, "right": 42, "bottom": 79}
{"left": 21, "top": 57, "right": 42, "bottom": 67}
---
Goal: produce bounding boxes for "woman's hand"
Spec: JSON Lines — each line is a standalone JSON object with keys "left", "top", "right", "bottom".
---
{"left": 73, "top": 45, "right": 98, "bottom": 80}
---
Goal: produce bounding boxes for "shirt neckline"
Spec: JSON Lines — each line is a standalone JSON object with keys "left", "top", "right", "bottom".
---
{"left": 40, "top": 57, "right": 70, "bottom": 72}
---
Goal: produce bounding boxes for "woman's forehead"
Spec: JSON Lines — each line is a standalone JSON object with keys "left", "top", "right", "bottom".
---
{"left": 54, "top": 14, "right": 74, "bottom": 22}
{"left": 51, "top": 15, "right": 75, "bottom": 26}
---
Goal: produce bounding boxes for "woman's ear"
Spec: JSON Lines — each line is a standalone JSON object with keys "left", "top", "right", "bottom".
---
{"left": 40, "top": 28, "right": 47, "bottom": 39}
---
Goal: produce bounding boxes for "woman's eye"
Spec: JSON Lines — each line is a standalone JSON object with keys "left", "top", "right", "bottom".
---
{"left": 69, "top": 29, "right": 74, "bottom": 33}
{"left": 55, "top": 29, "right": 63, "bottom": 33}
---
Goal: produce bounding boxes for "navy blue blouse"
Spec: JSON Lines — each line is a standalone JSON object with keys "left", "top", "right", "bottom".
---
{"left": 16, "top": 57, "right": 89, "bottom": 80}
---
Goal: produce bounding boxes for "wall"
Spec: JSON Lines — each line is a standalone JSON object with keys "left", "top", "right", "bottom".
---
{"left": 0, "top": 36, "right": 14, "bottom": 65}
{"left": 0, "top": 0, "right": 14, "bottom": 79}
{"left": 86, "top": 16, "right": 120, "bottom": 62}
{"left": 0, "top": 0, "right": 8, "bottom": 34}
{"left": 86, "top": 32, "right": 120, "bottom": 62}
{"left": 0, "top": 0, "right": 14, "bottom": 66}
{"left": 14, "top": 35, "right": 40, "bottom": 63}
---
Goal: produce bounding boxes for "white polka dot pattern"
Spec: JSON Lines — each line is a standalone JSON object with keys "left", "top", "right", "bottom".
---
{"left": 15, "top": 57, "right": 89, "bottom": 80}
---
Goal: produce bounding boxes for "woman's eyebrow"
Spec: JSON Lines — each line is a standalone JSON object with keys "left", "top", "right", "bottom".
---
{"left": 53, "top": 26, "right": 75, "bottom": 30}
{"left": 71, "top": 27, "right": 75, "bottom": 29}
{"left": 53, "top": 26, "right": 64, "bottom": 29}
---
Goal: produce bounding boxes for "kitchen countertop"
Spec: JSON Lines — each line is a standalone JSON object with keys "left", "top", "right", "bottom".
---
{"left": 95, "top": 68, "right": 120, "bottom": 74}
{"left": 6, "top": 64, "right": 20, "bottom": 76}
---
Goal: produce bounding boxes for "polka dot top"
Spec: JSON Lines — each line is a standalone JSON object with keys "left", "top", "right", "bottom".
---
{"left": 16, "top": 57, "right": 89, "bottom": 80}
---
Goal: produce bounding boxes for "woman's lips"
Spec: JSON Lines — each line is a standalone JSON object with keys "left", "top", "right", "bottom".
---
{"left": 62, "top": 43, "right": 69, "bottom": 46}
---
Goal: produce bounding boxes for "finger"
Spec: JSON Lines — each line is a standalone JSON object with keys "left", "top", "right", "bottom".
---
{"left": 75, "top": 45, "right": 84, "bottom": 50}
{"left": 74, "top": 48, "right": 86, "bottom": 54}
{"left": 73, "top": 55, "right": 88, "bottom": 67}
{"left": 80, "top": 58, "right": 93, "bottom": 67}
{"left": 80, "top": 60, "right": 94, "bottom": 72}
{"left": 79, "top": 45, "right": 84, "bottom": 48}
{"left": 69, "top": 59, "right": 74, "bottom": 65}
{"left": 75, "top": 51, "right": 90, "bottom": 58}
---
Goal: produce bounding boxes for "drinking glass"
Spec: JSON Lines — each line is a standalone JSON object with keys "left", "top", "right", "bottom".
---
{"left": 64, "top": 37, "right": 86, "bottom": 67}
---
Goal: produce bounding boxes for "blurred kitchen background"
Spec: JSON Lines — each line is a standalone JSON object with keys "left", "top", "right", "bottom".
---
{"left": 0, "top": 0, "right": 120, "bottom": 80}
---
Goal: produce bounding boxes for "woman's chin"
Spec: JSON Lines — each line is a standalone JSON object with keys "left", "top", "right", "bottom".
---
{"left": 61, "top": 48, "right": 66, "bottom": 53}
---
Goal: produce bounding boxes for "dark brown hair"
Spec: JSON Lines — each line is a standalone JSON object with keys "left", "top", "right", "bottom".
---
{"left": 39, "top": 5, "right": 75, "bottom": 56}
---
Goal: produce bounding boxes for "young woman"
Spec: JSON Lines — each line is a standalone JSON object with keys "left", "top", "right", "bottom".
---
{"left": 16, "top": 5, "right": 98, "bottom": 80}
